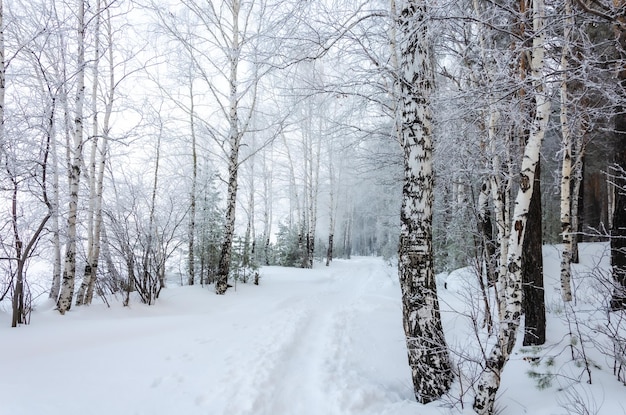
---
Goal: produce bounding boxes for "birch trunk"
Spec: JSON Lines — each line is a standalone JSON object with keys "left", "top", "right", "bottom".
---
{"left": 474, "top": 0, "right": 549, "bottom": 411}
{"left": 570, "top": 146, "right": 584, "bottom": 263}
{"left": 262, "top": 148, "right": 272, "bottom": 266}
{"left": 49, "top": 110, "right": 62, "bottom": 300}
{"left": 477, "top": 179, "right": 494, "bottom": 330}
{"left": 243, "top": 153, "right": 256, "bottom": 269}
{"left": 326, "top": 149, "right": 336, "bottom": 266}
{"left": 489, "top": 111, "right": 509, "bottom": 321}
{"left": 343, "top": 205, "right": 352, "bottom": 259}
{"left": 216, "top": 141, "right": 240, "bottom": 294}
{"left": 478, "top": 179, "right": 496, "bottom": 286}
{"left": 188, "top": 73, "right": 198, "bottom": 285}
{"left": 85, "top": 16, "right": 114, "bottom": 304}
{"left": 397, "top": 0, "right": 452, "bottom": 403}
{"left": 559, "top": 0, "right": 574, "bottom": 302}
{"left": 57, "top": 0, "right": 86, "bottom": 314}
{"left": 49, "top": 3, "right": 70, "bottom": 300}
{"left": 305, "top": 117, "right": 321, "bottom": 268}
{"left": 76, "top": 0, "right": 102, "bottom": 306}
{"left": 11, "top": 182, "right": 24, "bottom": 326}
{"left": 215, "top": 0, "right": 241, "bottom": 294}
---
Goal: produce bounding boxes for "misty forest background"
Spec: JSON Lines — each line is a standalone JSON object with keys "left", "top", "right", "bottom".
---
{"left": 3, "top": 0, "right": 626, "bottom": 413}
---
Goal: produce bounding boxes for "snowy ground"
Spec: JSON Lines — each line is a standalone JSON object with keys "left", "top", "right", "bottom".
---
{"left": 2, "top": 245, "right": 625, "bottom": 415}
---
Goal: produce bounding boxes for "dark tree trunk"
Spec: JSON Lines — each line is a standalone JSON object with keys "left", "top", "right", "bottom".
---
{"left": 610, "top": 17, "right": 626, "bottom": 310}
{"left": 571, "top": 152, "right": 584, "bottom": 263}
{"left": 522, "top": 161, "right": 546, "bottom": 345}
{"left": 610, "top": 89, "right": 626, "bottom": 310}
{"left": 326, "top": 233, "right": 333, "bottom": 266}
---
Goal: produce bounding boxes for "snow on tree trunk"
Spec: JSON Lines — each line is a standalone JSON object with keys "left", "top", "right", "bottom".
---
{"left": 473, "top": 0, "right": 549, "bottom": 411}
{"left": 57, "top": 0, "right": 86, "bottom": 314}
{"left": 397, "top": 0, "right": 453, "bottom": 403}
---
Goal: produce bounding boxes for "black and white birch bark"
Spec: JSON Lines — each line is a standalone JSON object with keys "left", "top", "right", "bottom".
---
{"left": 473, "top": 0, "right": 549, "bottom": 411}
{"left": 188, "top": 71, "right": 198, "bottom": 285}
{"left": 215, "top": 0, "right": 242, "bottom": 294}
{"left": 397, "top": 0, "right": 452, "bottom": 403}
{"left": 559, "top": 0, "right": 574, "bottom": 303}
{"left": 57, "top": 0, "right": 86, "bottom": 314}
{"left": 76, "top": 0, "right": 102, "bottom": 306}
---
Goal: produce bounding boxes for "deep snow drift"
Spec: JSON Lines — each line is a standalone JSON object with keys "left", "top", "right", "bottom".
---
{"left": 2, "top": 244, "right": 625, "bottom": 415}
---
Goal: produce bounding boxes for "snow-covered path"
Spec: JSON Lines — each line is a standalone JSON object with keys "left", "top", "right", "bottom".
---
{"left": 1, "top": 257, "right": 426, "bottom": 415}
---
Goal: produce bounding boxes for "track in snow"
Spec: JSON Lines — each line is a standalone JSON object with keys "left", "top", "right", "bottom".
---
{"left": 2, "top": 257, "right": 418, "bottom": 415}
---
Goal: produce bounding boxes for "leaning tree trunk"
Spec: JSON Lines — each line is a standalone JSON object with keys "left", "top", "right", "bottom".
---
{"left": 397, "top": 0, "right": 453, "bottom": 403}
{"left": 473, "top": 0, "right": 549, "bottom": 412}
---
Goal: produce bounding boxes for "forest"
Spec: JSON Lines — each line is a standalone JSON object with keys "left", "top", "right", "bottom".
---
{"left": 2, "top": 0, "right": 626, "bottom": 414}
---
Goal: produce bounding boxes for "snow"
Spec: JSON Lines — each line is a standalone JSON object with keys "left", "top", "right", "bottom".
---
{"left": 2, "top": 244, "right": 625, "bottom": 415}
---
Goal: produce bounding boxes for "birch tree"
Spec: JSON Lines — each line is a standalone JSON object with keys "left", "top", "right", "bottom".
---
{"left": 57, "top": 0, "right": 86, "bottom": 314}
{"left": 149, "top": 0, "right": 277, "bottom": 294}
{"left": 559, "top": 0, "right": 575, "bottom": 302}
{"left": 76, "top": 0, "right": 110, "bottom": 306}
{"left": 397, "top": 0, "right": 453, "bottom": 403}
{"left": 473, "top": 0, "right": 550, "bottom": 411}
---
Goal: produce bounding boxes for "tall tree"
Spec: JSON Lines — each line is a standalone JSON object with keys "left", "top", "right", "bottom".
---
{"left": 518, "top": 0, "right": 546, "bottom": 347}
{"left": 76, "top": 0, "right": 102, "bottom": 306}
{"left": 215, "top": 0, "right": 245, "bottom": 293}
{"left": 559, "top": 0, "right": 575, "bottom": 302}
{"left": 522, "top": 162, "right": 546, "bottom": 345}
{"left": 571, "top": 0, "right": 626, "bottom": 310}
{"left": 473, "top": 0, "right": 549, "bottom": 411}
{"left": 57, "top": 0, "right": 87, "bottom": 314}
{"left": 397, "top": 0, "right": 453, "bottom": 403}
